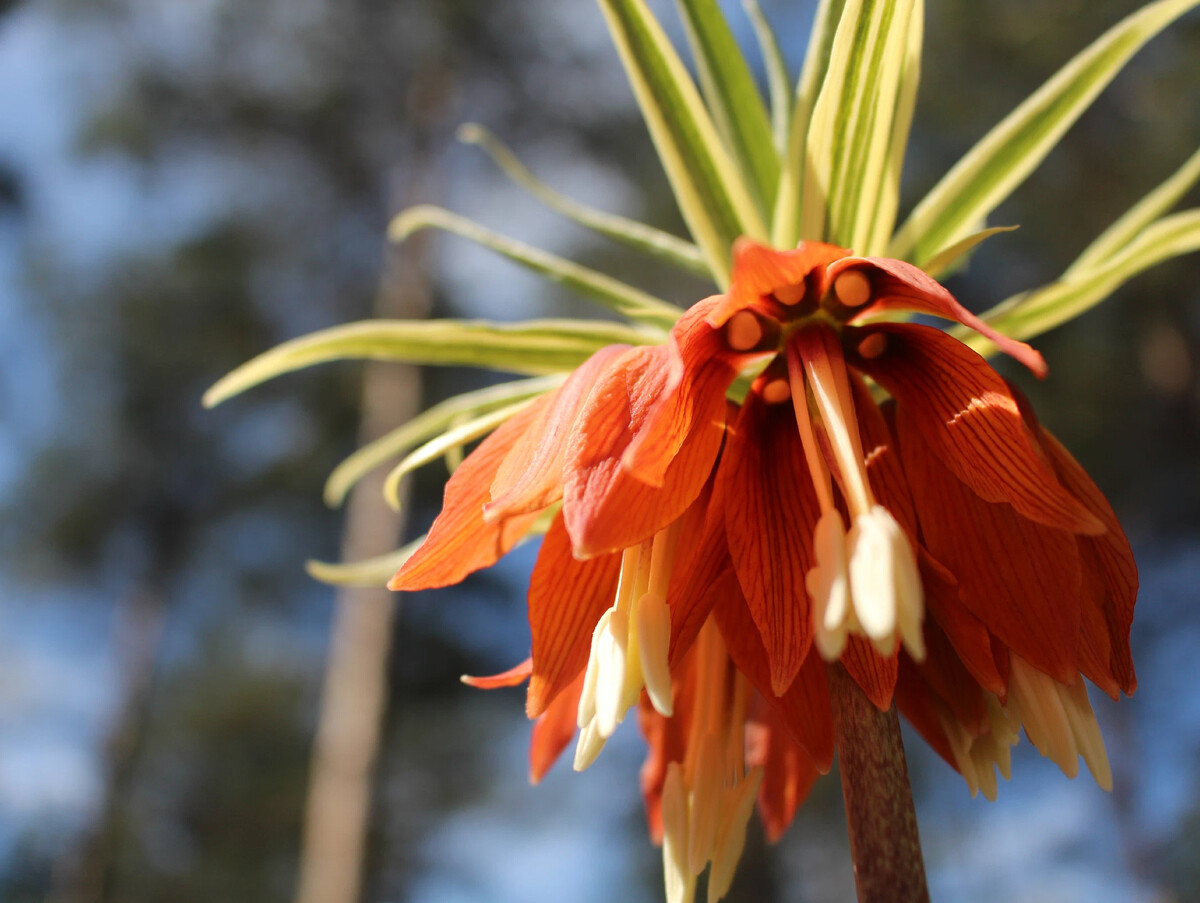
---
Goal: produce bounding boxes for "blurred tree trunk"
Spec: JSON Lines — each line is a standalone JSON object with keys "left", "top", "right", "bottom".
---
{"left": 292, "top": 243, "right": 429, "bottom": 903}
{"left": 293, "top": 64, "right": 448, "bottom": 903}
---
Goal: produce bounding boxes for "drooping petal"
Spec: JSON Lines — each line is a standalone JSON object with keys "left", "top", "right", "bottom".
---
{"left": 486, "top": 345, "right": 630, "bottom": 521}
{"left": 894, "top": 655, "right": 959, "bottom": 770}
{"left": 718, "top": 378, "right": 820, "bottom": 695}
{"left": 564, "top": 345, "right": 727, "bottom": 558}
{"left": 711, "top": 579, "right": 834, "bottom": 772}
{"left": 897, "top": 411, "right": 1082, "bottom": 684}
{"left": 390, "top": 402, "right": 548, "bottom": 591}
{"left": 840, "top": 636, "right": 898, "bottom": 711}
{"left": 911, "top": 620, "right": 988, "bottom": 736}
{"left": 920, "top": 551, "right": 1007, "bottom": 701}
{"left": 1039, "top": 430, "right": 1137, "bottom": 698}
{"left": 530, "top": 670, "right": 585, "bottom": 784}
{"left": 706, "top": 238, "right": 849, "bottom": 327}
{"left": 461, "top": 658, "right": 532, "bottom": 689}
{"left": 525, "top": 513, "right": 622, "bottom": 717}
{"left": 830, "top": 255, "right": 1047, "bottom": 377}
{"left": 666, "top": 481, "right": 731, "bottom": 668}
{"left": 851, "top": 322, "right": 1103, "bottom": 535}
{"left": 852, "top": 372, "right": 918, "bottom": 539}
{"left": 621, "top": 298, "right": 761, "bottom": 489}
{"left": 746, "top": 706, "right": 820, "bottom": 843}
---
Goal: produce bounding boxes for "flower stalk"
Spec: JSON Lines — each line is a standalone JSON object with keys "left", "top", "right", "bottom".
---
{"left": 829, "top": 662, "right": 929, "bottom": 903}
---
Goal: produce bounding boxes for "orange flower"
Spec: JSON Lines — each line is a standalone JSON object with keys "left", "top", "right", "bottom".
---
{"left": 391, "top": 237, "right": 1137, "bottom": 897}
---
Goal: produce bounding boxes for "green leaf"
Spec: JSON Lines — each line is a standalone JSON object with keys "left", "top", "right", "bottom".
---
{"left": 1067, "top": 144, "right": 1200, "bottom": 278}
{"left": 323, "top": 375, "right": 564, "bottom": 507}
{"left": 203, "top": 318, "right": 650, "bottom": 408}
{"left": 862, "top": 0, "right": 923, "bottom": 256}
{"left": 306, "top": 539, "right": 424, "bottom": 588}
{"left": 921, "top": 224, "right": 1018, "bottom": 280}
{"left": 800, "top": 0, "right": 919, "bottom": 250}
{"left": 741, "top": 0, "right": 792, "bottom": 154}
{"left": 382, "top": 401, "right": 535, "bottom": 509}
{"left": 596, "top": 0, "right": 769, "bottom": 286}
{"left": 773, "top": 0, "right": 847, "bottom": 247}
{"left": 672, "top": 0, "right": 779, "bottom": 211}
{"left": 959, "top": 209, "right": 1200, "bottom": 354}
{"left": 891, "top": 0, "right": 1200, "bottom": 266}
{"left": 456, "top": 124, "right": 711, "bottom": 279}
{"left": 389, "top": 205, "right": 682, "bottom": 330}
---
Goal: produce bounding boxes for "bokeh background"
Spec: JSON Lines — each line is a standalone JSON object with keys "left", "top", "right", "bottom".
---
{"left": 0, "top": 0, "right": 1198, "bottom": 901}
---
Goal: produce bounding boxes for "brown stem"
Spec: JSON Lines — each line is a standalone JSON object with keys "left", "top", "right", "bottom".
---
{"left": 828, "top": 662, "right": 930, "bottom": 903}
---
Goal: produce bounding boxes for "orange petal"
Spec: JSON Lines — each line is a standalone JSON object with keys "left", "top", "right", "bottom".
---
{"left": 920, "top": 550, "right": 1007, "bottom": 700}
{"left": 894, "top": 656, "right": 958, "bottom": 771}
{"left": 390, "top": 402, "right": 547, "bottom": 591}
{"left": 639, "top": 654, "right": 698, "bottom": 844}
{"left": 461, "top": 657, "right": 532, "bottom": 689}
{"left": 621, "top": 298, "right": 752, "bottom": 489}
{"left": 718, "top": 380, "right": 820, "bottom": 695}
{"left": 486, "top": 345, "right": 630, "bottom": 521}
{"left": 563, "top": 345, "right": 726, "bottom": 558}
{"left": 840, "top": 636, "right": 898, "bottom": 711}
{"left": 831, "top": 255, "right": 1047, "bottom": 377}
{"left": 852, "top": 373, "right": 918, "bottom": 539}
{"left": 851, "top": 323, "right": 1102, "bottom": 535}
{"left": 747, "top": 706, "right": 820, "bottom": 843}
{"left": 1040, "top": 429, "right": 1137, "bottom": 698}
{"left": 666, "top": 478, "right": 728, "bottom": 667}
{"left": 530, "top": 669, "right": 585, "bottom": 784}
{"left": 712, "top": 578, "right": 834, "bottom": 772}
{"left": 525, "top": 513, "right": 622, "bottom": 717}
{"left": 897, "top": 409, "right": 1082, "bottom": 684}
{"left": 912, "top": 620, "right": 988, "bottom": 736}
{"left": 707, "top": 238, "right": 849, "bottom": 327}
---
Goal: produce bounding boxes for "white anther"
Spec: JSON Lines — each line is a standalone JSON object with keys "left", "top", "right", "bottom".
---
{"left": 847, "top": 506, "right": 925, "bottom": 660}
{"left": 806, "top": 509, "right": 851, "bottom": 661}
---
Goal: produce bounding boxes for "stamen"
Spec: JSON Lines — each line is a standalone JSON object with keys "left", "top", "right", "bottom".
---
{"left": 761, "top": 378, "right": 791, "bottom": 404}
{"left": 661, "top": 763, "right": 695, "bottom": 903}
{"left": 1007, "top": 655, "right": 1110, "bottom": 789}
{"left": 773, "top": 282, "right": 806, "bottom": 306}
{"left": 807, "top": 509, "right": 851, "bottom": 661}
{"left": 857, "top": 332, "right": 888, "bottom": 359}
{"left": 847, "top": 506, "right": 925, "bottom": 660}
{"left": 726, "top": 311, "right": 763, "bottom": 351}
{"left": 575, "top": 524, "right": 682, "bottom": 769}
{"left": 834, "top": 269, "right": 872, "bottom": 308}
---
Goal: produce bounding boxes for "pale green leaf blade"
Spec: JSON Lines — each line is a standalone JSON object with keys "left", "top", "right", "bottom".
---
{"left": 306, "top": 539, "right": 425, "bottom": 588}
{"left": 323, "top": 375, "right": 564, "bottom": 507}
{"left": 672, "top": 0, "right": 779, "bottom": 209}
{"left": 389, "top": 205, "right": 682, "bottom": 329}
{"left": 959, "top": 209, "right": 1200, "bottom": 354}
{"left": 203, "top": 318, "right": 650, "bottom": 408}
{"left": 456, "top": 124, "right": 711, "bottom": 279}
{"left": 382, "top": 401, "right": 534, "bottom": 509}
{"left": 801, "top": 0, "right": 918, "bottom": 250}
{"left": 1067, "top": 145, "right": 1200, "bottom": 277}
{"left": 863, "top": 0, "right": 923, "bottom": 256}
{"left": 922, "top": 224, "right": 1018, "bottom": 280}
{"left": 596, "top": 0, "right": 769, "bottom": 286}
{"left": 741, "top": 0, "right": 792, "bottom": 154}
{"left": 891, "top": 0, "right": 1200, "bottom": 266}
{"left": 773, "top": 0, "right": 846, "bottom": 247}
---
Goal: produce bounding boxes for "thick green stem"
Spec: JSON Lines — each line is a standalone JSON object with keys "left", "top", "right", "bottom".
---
{"left": 828, "top": 663, "right": 930, "bottom": 903}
